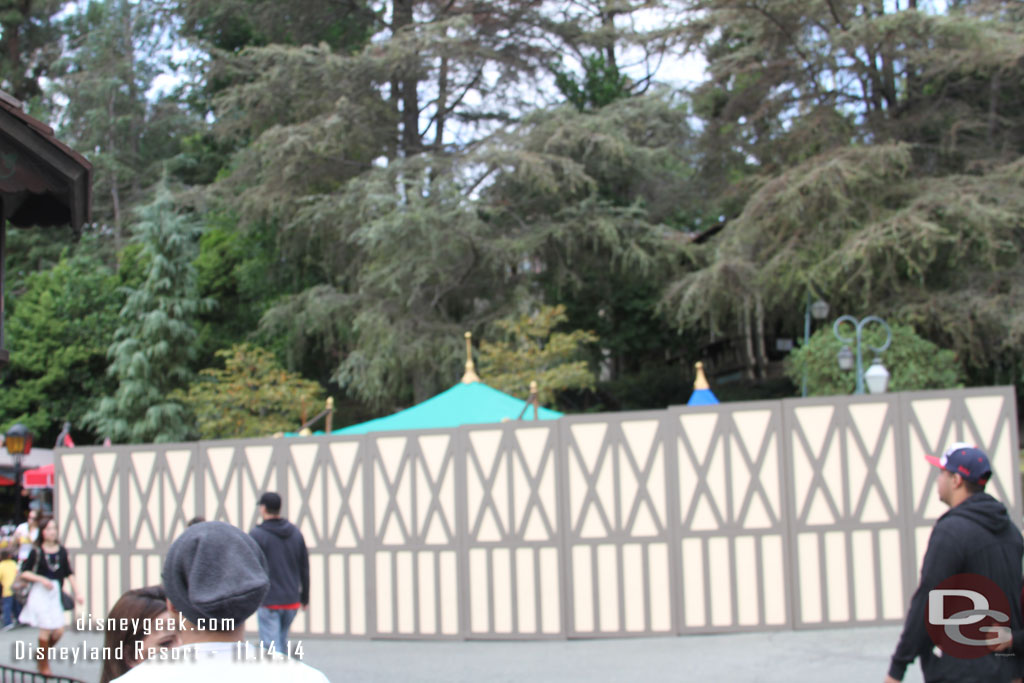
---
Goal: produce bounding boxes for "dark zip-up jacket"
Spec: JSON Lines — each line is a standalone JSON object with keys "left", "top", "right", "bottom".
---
{"left": 250, "top": 517, "right": 310, "bottom": 607}
{"left": 889, "top": 492, "right": 1024, "bottom": 682}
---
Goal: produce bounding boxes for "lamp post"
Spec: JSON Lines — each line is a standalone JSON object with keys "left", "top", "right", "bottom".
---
{"left": 833, "top": 315, "right": 892, "bottom": 395}
{"left": 802, "top": 294, "right": 830, "bottom": 397}
{"left": 5, "top": 423, "right": 32, "bottom": 520}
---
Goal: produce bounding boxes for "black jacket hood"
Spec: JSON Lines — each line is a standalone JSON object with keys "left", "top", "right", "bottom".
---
{"left": 942, "top": 492, "right": 1011, "bottom": 535}
{"left": 258, "top": 517, "right": 297, "bottom": 539}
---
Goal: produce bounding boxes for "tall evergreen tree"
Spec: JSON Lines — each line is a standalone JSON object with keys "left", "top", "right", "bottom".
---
{"left": 85, "top": 189, "right": 209, "bottom": 443}
{"left": 663, "top": 0, "right": 1024, "bottom": 386}
{"left": 54, "top": 0, "right": 200, "bottom": 250}
{"left": 0, "top": 0, "right": 63, "bottom": 105}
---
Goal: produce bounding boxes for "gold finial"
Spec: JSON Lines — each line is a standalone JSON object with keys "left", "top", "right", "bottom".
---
{"left": 461, "top": 331, "right": 481, "bottom": 384}
{"left": 326, "top": 397, "right": 334, "bottom": 410}
{"left": 693, "top": 362, "right": 710, "bottom": 390}
{"left": 298, "top": 427, "right": 313, "bottom": 437}
{"left": 529, "top": 380, "right": 538, "bottom": 393}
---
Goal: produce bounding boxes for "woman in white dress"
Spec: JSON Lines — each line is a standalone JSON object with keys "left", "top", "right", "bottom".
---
{"left": 18, "top": 516, "right": 83, "bottom": 675}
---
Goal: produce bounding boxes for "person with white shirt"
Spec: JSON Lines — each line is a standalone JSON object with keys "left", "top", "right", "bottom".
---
{"left": 112, "top": 521, "right": 329, "bottom": 682}
{"left": 14, "top": 510, "right": 40, "bottom": 562}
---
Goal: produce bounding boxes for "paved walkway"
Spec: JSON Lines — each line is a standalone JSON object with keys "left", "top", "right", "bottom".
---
{"left": 0, "top": 624, "right": 921, "bottom": 682}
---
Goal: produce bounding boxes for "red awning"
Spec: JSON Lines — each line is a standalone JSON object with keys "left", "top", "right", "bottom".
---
{"left": 0, "top": 475, "right": 14, "bottom": 486}
{"left": 22, "top": 464, "right": 53, "bottom": 488}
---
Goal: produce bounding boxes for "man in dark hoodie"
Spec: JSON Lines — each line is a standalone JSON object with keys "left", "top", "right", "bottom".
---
{"left": 250, "top": 492, "right": 309, "bottom": 655}
{"left": 885, "top": 443, "right": 1024, "bottom": 683}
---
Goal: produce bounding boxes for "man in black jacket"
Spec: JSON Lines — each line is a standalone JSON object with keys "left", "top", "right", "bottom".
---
{"left": 885, "top": 443, "right": 1024, "bottom": 683}
{"left": 250, "top": 492, "right": 310, "bottom": 655}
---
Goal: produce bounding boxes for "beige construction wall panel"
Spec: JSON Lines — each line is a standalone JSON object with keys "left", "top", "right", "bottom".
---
{"left": 673, "top": 404, "right": 790, "bottom": 632}
{"left": 56, "top": 450, "right": 121, "bottom": 551}
{"left": 462, "top": 424, "right": 565, "bottom": 638}
{"left": 369, "top": 432, "right": 460, "bottom": 638}
{"left": 785, "top": 396, "right": 909, "bottom": 628}
{"left": 202, "top": 443, "right": 278, "bottom": 529}
{"left": 279, "top": 438, "right": 369, "bottom": 637}
{"left": 563, "top": 414, "right": 675, "bottom": 637}
{"left": 902, "top": 388, "right": 1022, "bottom": 603}
{"left": 124, "top": 447, "right": 198, "bottom": 550}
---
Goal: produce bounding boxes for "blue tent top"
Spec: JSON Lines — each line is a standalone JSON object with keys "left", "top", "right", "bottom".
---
{"left": 687, "top": 388, "right": 719, "bottom": 406}
{"left": 331, "top": 381, "right": 562, "bottom": 436}
{"left": 686, "top": 362, "right": 719, "bottom": 406}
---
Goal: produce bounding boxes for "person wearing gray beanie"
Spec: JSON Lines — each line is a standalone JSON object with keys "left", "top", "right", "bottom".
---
{"left": 113, "top": 521, "right": 329, "bottom": 682}
{"left": 162, "top": 521, "right": 270, "bottom": 626}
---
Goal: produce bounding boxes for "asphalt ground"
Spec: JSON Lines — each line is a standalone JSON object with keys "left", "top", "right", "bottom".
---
{"left": 0, "top": 623, "right": 923, "bottom": 682}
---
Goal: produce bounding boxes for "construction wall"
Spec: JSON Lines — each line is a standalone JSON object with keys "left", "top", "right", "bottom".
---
{"left": 55, "top": 386, "right": 1021, "bottom": 639}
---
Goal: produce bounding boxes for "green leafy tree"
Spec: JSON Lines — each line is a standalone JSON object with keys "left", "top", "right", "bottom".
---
{"left": 477, "top": 305, "right": 597, "bottom": 407}
{"left": 554, "top": 53, "right": 630, "bottom": 112}
{"left": 174, "top": 344, "right": 322, "bottom": 439}
{"left": 785, "top": 323, "right": 961, "bottom": 397}
{"left": 193, "top": 220, "right": 279, "bottom": 367}
{"left": 0, "top": 252, "right": 122, "bottom": 445}
{"left": 85, "top": 189, "right": 210, "bottom": 443}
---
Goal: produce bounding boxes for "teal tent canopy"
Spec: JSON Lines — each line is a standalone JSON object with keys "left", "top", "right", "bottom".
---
{"left": 288, "top": 333, "right": 562, "bottom": 436}
{"left": 686, "top": 361, "right": 719, "bottom": 406}
{"left": 332, "top": 380, "right": 562, "bottom": 435}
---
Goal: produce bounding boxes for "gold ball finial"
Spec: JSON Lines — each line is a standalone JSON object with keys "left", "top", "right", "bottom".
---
{"left": 461, "top": 331, "right": 481, "bottom": 384}
{"left": 693, "top": 361, "right": 710, "bottom": 390}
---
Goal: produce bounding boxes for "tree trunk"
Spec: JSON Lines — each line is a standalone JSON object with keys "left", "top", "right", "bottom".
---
{"left": 107, "top": 89, "right": 122, "bottom": 252}
{"left": 435, "top": 53, "right": 448, "bottom": 150}
{"left": 391, "top": 0, "right": 421, "bottom": 156}
{"left": 123, "top": 0, "right": 141, "bottom": 199}
{"left": 742, "top": 298, "right": 756, "bottom": 380}
{"left": 601, "top": 3, "right": 618, "bottom": 72}
{"left": 754, "top": 293, "right": 769, "bottom": 379}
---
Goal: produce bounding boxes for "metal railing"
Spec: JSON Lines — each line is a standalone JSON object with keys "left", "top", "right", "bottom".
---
{"left": 0, "top": 663, "right": 87, "bottom": 683}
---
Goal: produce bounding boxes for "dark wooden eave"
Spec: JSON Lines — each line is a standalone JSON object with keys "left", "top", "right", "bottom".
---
{"left": 0, "top": 90, "right": 92, "bottom": 232}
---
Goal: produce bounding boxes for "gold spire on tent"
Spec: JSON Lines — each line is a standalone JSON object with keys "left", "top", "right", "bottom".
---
{"left": 461, "top": 331, "right": 481, "bottom": 384}
{"left": 693, "top": 361, "right": 710, "bottom": 390}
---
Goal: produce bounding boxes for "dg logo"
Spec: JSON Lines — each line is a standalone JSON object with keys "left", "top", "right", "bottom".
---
{"left": 927, "top": 573, "right": 1013, "bottom": 658}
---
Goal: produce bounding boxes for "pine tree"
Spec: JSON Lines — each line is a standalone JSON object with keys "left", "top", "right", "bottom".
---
{"left": 54, "top": 0, "right": 200, "bottom": 250}
{"left": 85, "top": 188, "right": 209, "bottom": 443}
{"left": 0, "top": 0, "right": 63, "bottom": 104}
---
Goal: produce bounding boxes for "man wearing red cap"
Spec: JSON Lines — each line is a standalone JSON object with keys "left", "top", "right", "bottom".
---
{"left": 885, "top": 443, "right": 1024, "bottom": 682}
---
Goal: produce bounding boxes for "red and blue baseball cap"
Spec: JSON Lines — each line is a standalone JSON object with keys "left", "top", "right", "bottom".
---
{"left": 925, "top": 442, "right": 991, "bottom": 485}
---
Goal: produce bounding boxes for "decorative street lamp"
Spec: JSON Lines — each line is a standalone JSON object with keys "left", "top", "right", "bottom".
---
{"left": 863, "top": 357, "right": 891, "bottom": 394}
{"left": 801, "top": 294, "right": 830, "bottom": 397}
{"left": 837, "top": 345, "right": 855, "bottom": 371}
{"left": 833, "top": 315, "right": 892, "bottom": 395}
{"left": 4, "top": 423, "right": 33, "bottom": 519}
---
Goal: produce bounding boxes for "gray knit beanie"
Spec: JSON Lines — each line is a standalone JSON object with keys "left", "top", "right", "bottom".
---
{"left": 162, "top": 521, "right": 270, "bottom": 625}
